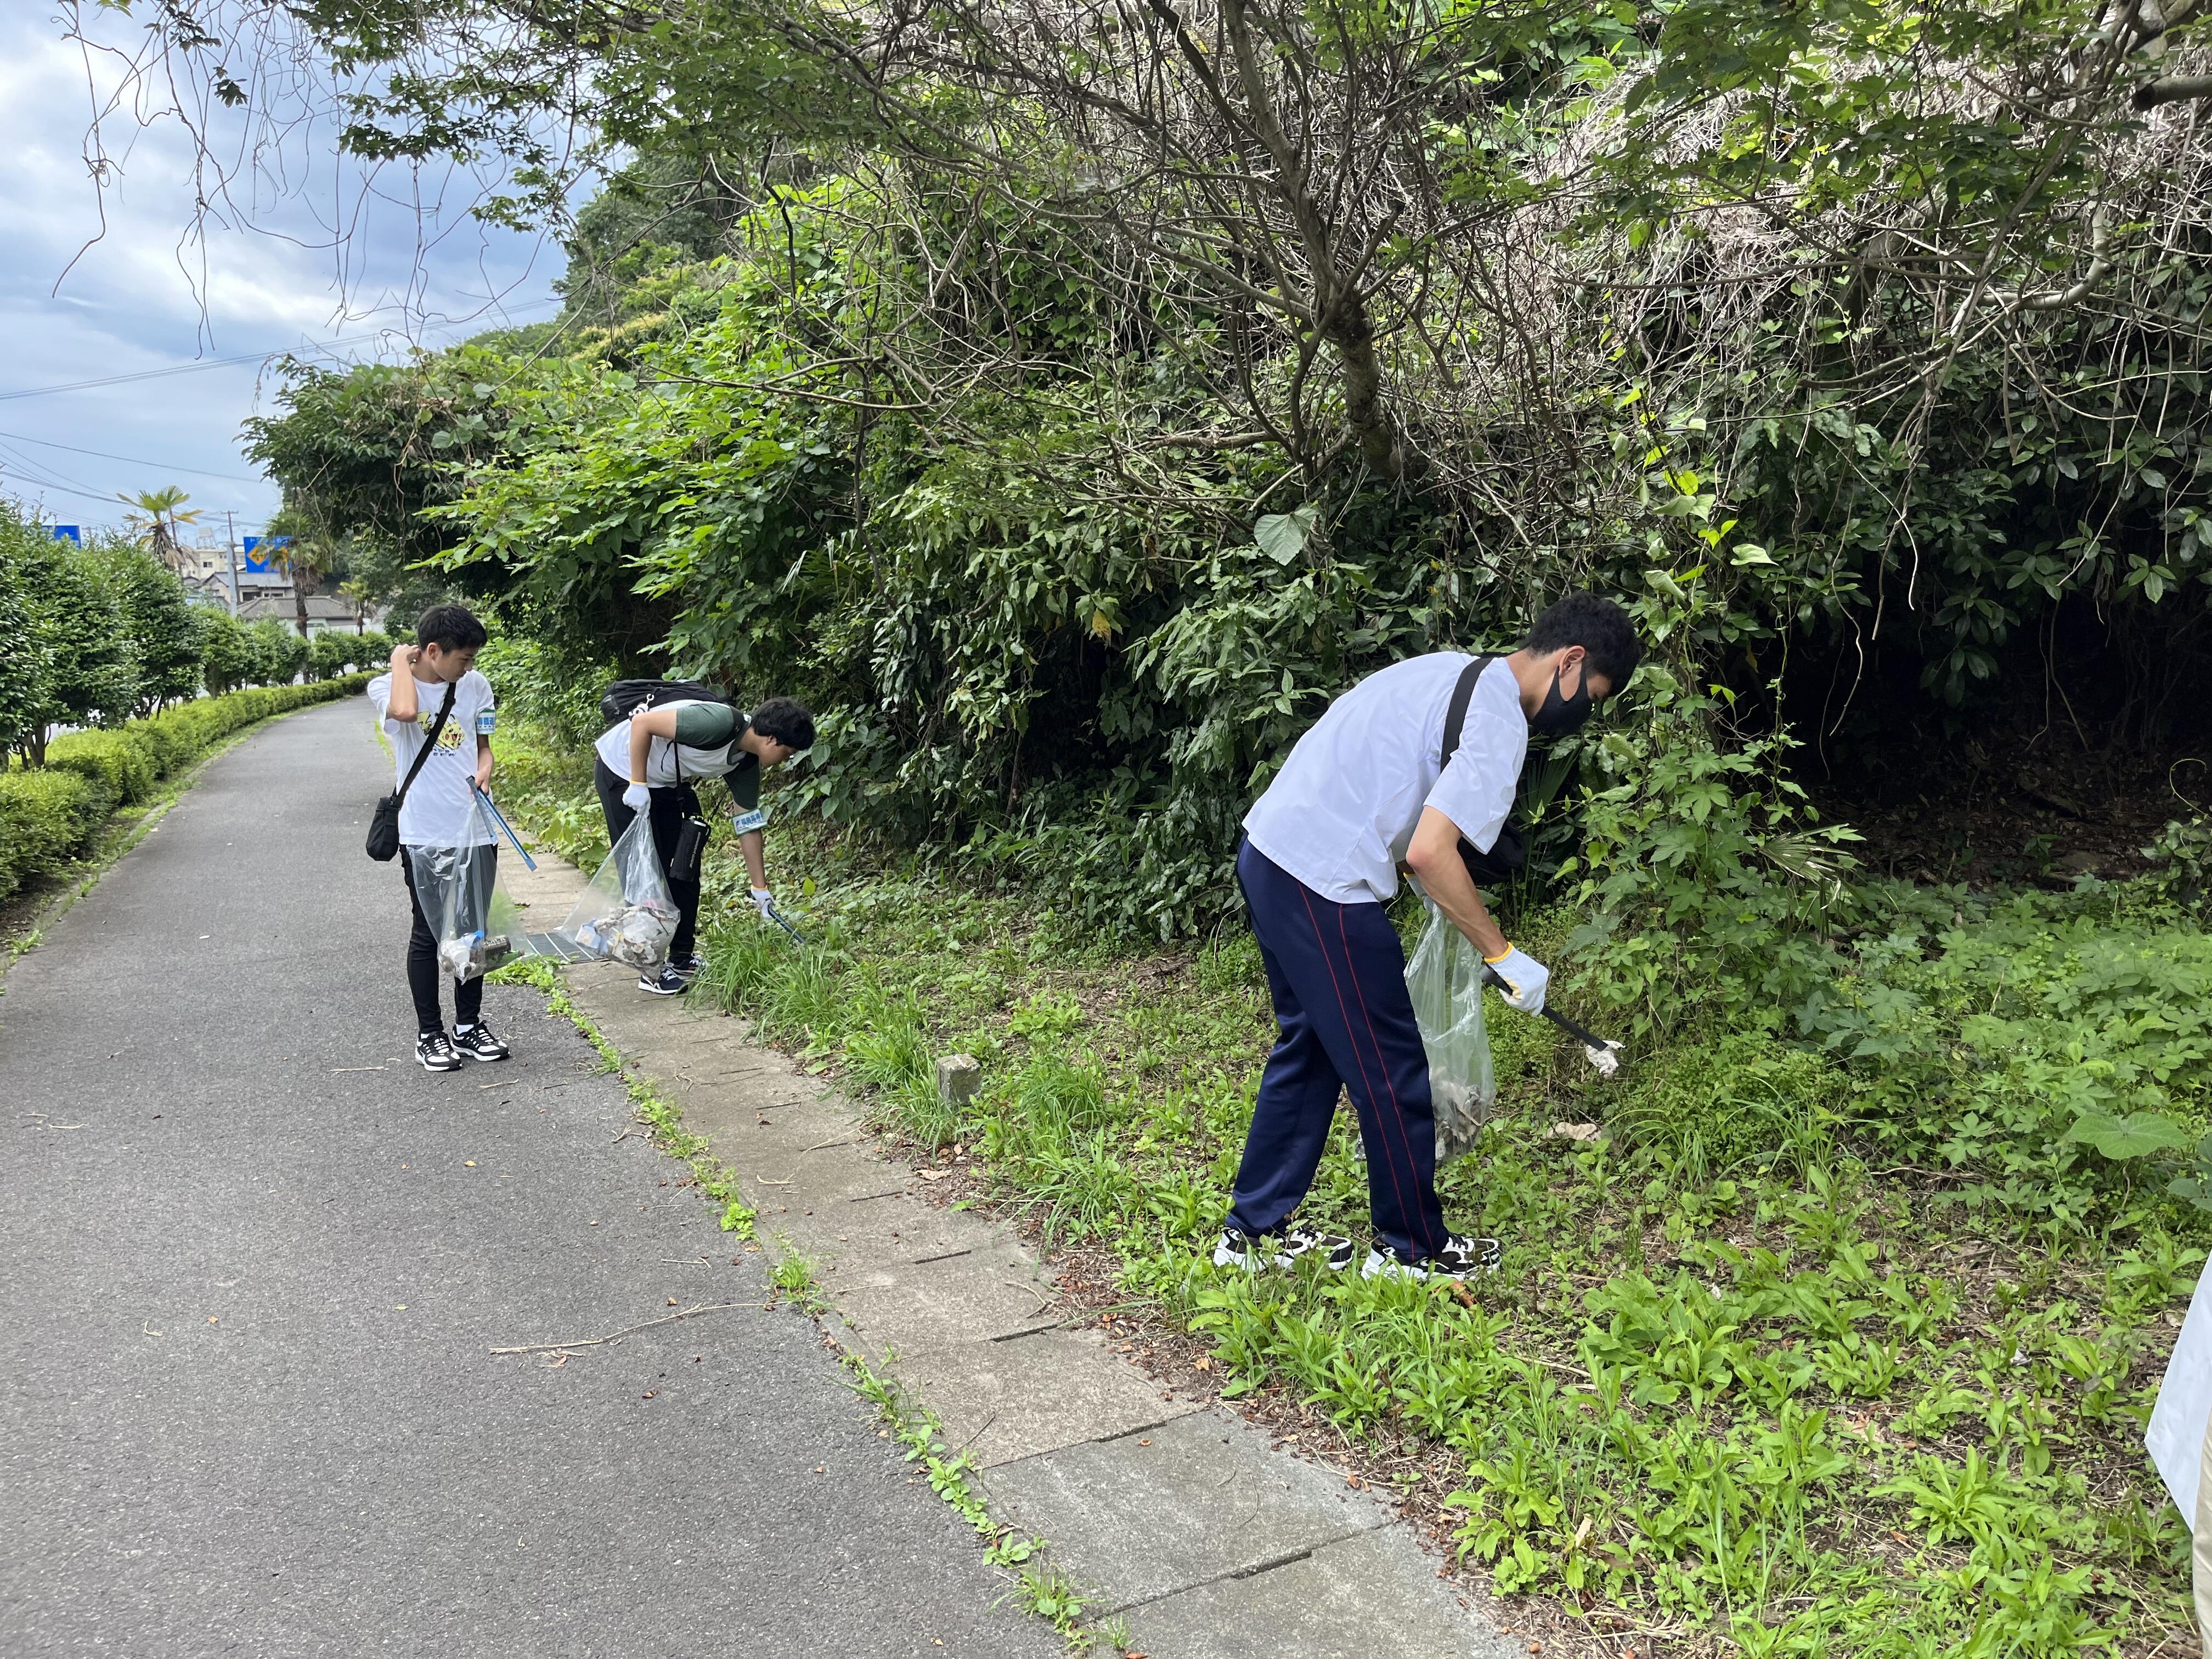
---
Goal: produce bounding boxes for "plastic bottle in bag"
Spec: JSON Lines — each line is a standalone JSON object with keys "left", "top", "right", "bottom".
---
{"left": 407, "top": 798, "right": 535, "bottom": 983}
{"left": 1404, "top": 904, "right": 1497, "bottom": 1165}
{"left": 555, "top": 818, "right": 680, "bottom": 970}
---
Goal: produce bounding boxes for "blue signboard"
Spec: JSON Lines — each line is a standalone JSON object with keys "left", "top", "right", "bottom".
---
{"left": 49, "top": 524, "right": 79, "bottom": 544}
{"left": 241, "top": 534, "right": 291, "bottom": 573}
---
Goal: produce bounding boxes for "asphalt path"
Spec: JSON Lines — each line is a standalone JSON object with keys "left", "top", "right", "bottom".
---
{"left": 0, "top": 695, "right": 1059, "bottom": 1658}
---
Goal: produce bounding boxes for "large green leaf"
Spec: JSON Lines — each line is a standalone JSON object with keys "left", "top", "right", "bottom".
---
{"left": 1254, "top": 506, "right": 1317, "bottom": 567}
{"left": 2062, "top": 1109, "right": 2196, "bottom": 1161}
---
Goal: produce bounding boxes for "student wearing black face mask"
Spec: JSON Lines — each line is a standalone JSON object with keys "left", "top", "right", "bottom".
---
{"left": 1222, "top": 592, "right": 1640, "bottom": 1283}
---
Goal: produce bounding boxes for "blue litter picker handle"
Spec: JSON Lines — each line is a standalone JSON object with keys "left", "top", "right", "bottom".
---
{"left": 470, "top": 783, "right": 537, "bottom": 872}
{"left": 763, "top": 899, "right": 806, "bottom": 946}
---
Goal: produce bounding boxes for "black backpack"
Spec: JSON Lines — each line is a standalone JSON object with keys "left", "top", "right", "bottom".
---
{"left": 600, "top": 679, "right": 731, "bottom": 727}
{"left": 1441, "top": 655, "right": 1528, "bottom": 887}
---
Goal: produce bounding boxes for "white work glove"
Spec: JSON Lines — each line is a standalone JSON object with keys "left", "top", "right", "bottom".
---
{"left": 621, "top": 782, "right": 652, "bottom": 812}
{"left": 750, "top": 888, "right": 776, "bottom": 920}
{"left": 1485, "top": 945, "right": 1550, "bottom": 1015}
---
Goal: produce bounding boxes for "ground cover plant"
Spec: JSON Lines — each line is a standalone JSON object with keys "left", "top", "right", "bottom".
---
{"left": 490, "top": 712, "right": 2209, "bottom": 1657}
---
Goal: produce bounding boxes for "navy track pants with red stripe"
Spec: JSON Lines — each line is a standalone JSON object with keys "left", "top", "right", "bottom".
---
{"left": 1228, "top": 838, "right": 1447, "bottom": 1263}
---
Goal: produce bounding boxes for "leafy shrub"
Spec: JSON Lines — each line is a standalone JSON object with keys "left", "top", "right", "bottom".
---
{"left": 0, "top": 768, "right": 98, "bottom": 895}
{"left": 2140, "top": 816, "right": 2212, "bottom": 912}
{"left": 46, "top": 729, "right": 159, "bottom": 818}
{"left": 0, "top": 675, "right": 369, "bottom": 901}
{"left": 310, "top": 632, "right": 354, "bottom": 681}
{"left": 474, "top": 635, "right": 613, "bottom": 749}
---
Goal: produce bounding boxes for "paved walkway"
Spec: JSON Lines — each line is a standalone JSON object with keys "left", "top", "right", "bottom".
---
{"left": 0, "top": 697, "right": 1059, "bottom": 1658}
{"left": 520, "top": 839, "right": 1520, "bottom": 1657}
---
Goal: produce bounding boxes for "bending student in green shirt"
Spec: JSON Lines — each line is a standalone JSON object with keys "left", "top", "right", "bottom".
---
{"left": 591, "top": 693, "right": 817, "bottom": 995}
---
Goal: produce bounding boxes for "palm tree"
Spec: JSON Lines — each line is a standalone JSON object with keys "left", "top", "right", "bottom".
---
{"left": 258, "top": 517, "right": 334, "bottom": 637}
{"left": 119, "top": 487, "right": 202, "bottom": 573}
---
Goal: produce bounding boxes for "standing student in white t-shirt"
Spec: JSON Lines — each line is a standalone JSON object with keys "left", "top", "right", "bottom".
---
{"left": 366, "top": 605, "right": 511, "bottom": 1073}
{"left": 1223, "top": 593, "right": 1641, "bottom": 1281}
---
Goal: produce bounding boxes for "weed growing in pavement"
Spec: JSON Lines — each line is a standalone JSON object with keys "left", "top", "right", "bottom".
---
{"left": 495, "top": 720, "right": 2207, "bottom": 1654}
{"left": 767, "top": 1249, "right": 830, "bottom": 1313}
{"left": 843, "top": 1353, "right": 1102, "bottom": 1649}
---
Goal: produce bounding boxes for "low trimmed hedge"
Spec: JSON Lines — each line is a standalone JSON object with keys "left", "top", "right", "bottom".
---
{"left": 1, "top": 675, "right": 371, "bottom": 902}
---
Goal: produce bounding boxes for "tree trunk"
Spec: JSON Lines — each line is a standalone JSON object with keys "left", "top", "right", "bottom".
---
{"left": 294, "top": 580, "right": 311, "bottom": 639}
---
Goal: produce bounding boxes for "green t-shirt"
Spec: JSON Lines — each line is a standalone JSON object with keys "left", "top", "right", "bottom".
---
{"left": 668, "top": 702, "right": 759, "bottom": 811}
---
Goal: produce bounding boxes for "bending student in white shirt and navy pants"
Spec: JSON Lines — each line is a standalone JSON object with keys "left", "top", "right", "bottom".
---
{"left": 1222, "top": 594, "right": 1641, "bottom": 1280}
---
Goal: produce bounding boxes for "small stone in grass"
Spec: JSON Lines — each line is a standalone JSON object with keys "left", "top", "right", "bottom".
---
{"left": 935, "top": 1053, "right": 982, "bottom": 1104}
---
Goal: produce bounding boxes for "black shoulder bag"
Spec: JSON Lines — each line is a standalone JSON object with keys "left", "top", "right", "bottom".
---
{"left": 1440, "top": 654, "right": 1527, "bottom": 888}
{"left": 366, "top": 679, "right": 458, "bottom": 862}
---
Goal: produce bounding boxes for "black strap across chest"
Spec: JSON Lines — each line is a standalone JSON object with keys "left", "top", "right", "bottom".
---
{"left": 1440, "top": 653, "right": 1496, "bottom": 770}
{"left": 397, "top": 680, "right": 459, "bottom": 806}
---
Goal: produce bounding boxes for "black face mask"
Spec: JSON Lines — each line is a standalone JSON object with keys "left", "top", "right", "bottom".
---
{"left": 1528, "top": 662, "right": 1595, "bottom": 736}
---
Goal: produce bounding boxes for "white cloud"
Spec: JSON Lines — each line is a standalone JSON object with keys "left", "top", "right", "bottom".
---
{"left": 0, "top": 11, "right": 561, "bottom": 533}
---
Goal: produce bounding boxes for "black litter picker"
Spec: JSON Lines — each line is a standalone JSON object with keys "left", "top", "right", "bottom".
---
{"left": 1482, "top": 964, "right": 1623, "bottom": 1077}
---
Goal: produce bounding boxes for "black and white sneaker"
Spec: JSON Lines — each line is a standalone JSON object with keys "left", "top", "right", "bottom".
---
{"left": 668, "top": 952, "right": 706, "bottom": 983}
{"left": 1276, "top": 1224, "right": 1357, "bottom": 1272}
{"left": 638, "top": 965, "right": 688, "bottom": 996}
{"left": 416, "top": 1030, "right": 464, "bottom": 1072}
{"left": 1212, "top": 1224, "right": 1357, "bottom": 1272}
{"left": 452, "top": 1022, "right": 510, "bottom": 1062}
{"left": 1361, "top": 1234, "right": 1503, "bottom": 1282}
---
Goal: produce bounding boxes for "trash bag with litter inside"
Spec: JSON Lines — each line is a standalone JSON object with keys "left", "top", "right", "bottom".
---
{"left": 407, "top": 811, "right": 531, "bottom": 983}
{"left": 1404, "top": 901, "right": 1496, "bottom": 1165}
{"left": 556, "top": 817, "right": 679, "bottom": 970}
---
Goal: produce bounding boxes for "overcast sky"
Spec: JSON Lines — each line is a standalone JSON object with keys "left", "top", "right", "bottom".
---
{"left": 1, "top": 10, "right": 563, "bottom": 539}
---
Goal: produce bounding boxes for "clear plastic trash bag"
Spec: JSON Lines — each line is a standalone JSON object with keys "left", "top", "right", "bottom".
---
{"left": 1405, "top": 902, "right": 1496, "bottom": 1165}
{"left": 407, "top": 836, "right": 527, "bottom": 984}
{"left": 556, "top": 817, "right": 679, "bottom": 969}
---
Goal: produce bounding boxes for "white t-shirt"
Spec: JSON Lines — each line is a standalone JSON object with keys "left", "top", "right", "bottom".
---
{"left": 367, "top": 669, "right": 497, "bottom": 848}
{"left": 1243, "top": 653, "right": 1526, "bottom": 905}
{"left": 593, "top": 701, "right": 745, "bottom": 785}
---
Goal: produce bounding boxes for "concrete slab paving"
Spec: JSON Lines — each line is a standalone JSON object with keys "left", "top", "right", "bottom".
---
{"left": 887, "top": 1331, "right": 1203, "bottom": 1469}
{"left": 977, "top": 1409, "right": 1390, "bottom": 1613}
{"left": 1117, "top": 1523, "right": 1525, "bottom": 1659}
{"left": 827, "top": 1246, "right": 1064, "bottom": 1351}
{"left": 503, "top": 785, "right": 1523, "bottom": 1658}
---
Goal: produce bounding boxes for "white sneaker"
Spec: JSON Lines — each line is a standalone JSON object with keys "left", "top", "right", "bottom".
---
{"left": 1212, "top": 1224, "right": 1356, "bottom": 1272}
{"left": 1361, "top": 1234, "right": 1502, "bottom": 1281}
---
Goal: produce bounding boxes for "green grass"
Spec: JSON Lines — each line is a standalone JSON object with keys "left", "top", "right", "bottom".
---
{"left": 492, "top": 717, "right": 2204, "bottom": 1657}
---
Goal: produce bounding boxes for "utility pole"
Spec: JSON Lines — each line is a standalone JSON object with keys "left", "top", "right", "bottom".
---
{"left": 224, "top": 510, "right": 240, "bottom": 614}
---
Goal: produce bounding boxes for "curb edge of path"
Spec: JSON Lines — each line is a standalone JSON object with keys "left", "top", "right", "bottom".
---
{"left": 501, "top": 850, "right": 1523, "bottom": 1659}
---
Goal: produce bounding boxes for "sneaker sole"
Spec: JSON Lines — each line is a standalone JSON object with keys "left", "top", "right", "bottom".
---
{"left": 1359, "top": 1250, "right": 1501, "bottom": 1282}
{"left": 1212, "top": 1243, "right": 1355, "bottom": 1273}
{"left": 638, "top": 981, "right": 685, "bottom": 997}
{"left": 418, "top": 1054, "right": 463, "bottom": 1072}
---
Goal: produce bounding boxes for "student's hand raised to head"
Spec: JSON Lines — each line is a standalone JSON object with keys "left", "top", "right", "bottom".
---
{"left": 384, "top": 642, "right": 422, "bottom": 722}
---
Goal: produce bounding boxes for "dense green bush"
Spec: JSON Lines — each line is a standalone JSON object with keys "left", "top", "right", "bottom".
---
{"left": 309, "top": 631, "right": 353, "bottom": 681}
{"left": 0, "top": 675, "right": 370, "bottom": 901}
{"left": 46, "top": 730, "right": 159, "bottom": 819}
{"left": 88, "top": 543, "right": 204, "bottom": 713}
{"left": 3, "top": 516, "right": 139, "bottom": 758}
{"left": 0, "top": 769, "right": 98, "bottom": 900}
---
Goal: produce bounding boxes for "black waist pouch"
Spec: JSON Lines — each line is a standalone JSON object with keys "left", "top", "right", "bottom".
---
{"left": 670, "top": 815, "right": 709, "bottom": 884}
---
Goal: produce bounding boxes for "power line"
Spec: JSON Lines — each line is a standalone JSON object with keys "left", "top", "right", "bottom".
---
{"left": 0, "top": 471, "right": 145, "bottom": 509}
{"left": 0, "top": 300, "right": 564, "bottom": 404}
{"left": 0, "top": 343, "right": 369, "bottom": 403}
{"left": 0, "top": 428, "right": 261, "bottom": 483}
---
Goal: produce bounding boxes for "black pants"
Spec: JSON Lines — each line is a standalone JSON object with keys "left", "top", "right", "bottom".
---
{"left": 401, "top": 851, "right": 488, "bottom": 1036}
{"left": 593, "top": 759, "right": 703, "bottom": 961}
